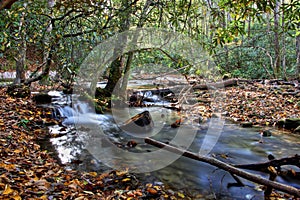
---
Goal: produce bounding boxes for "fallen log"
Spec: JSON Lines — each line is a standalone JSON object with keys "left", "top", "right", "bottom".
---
{"left": 145, "top": 137, "right": 300, "bottom": 197}
{"left": 234, "top": 154, "right": 300, "bottom": 170}
{"left": 193, "top": 79, "right": 238, "bottom": 90}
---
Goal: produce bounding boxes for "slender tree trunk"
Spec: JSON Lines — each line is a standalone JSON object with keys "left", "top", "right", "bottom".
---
{"left": 40, "top": 0, "right": 55, "bottom": 84}
{"left": 296, "top": 24, "right": 300, "bottom": 80}
{"left": 14, "top": 3, "right": 27, "bottom": 84}
{"left": 104, "top": 56, "right": 124, "bottom": 94}
{"left": 104, "top": 0, "right": 131, "bottom": 95}
{"left": 105, "top": 0, "right": 152, "bottom": 96}
{"left": 247, "top": 15, "right": 251, "bottom": 38}
{"left": 281, "top": 0, "right": 287, "bottom": 80}
{"left": 119, "top": 54, "right": 133, "bottom": 99}
{"left": 118, "top": 0, "right": 152, "bottom": 98}
{"left": 274, "top": 0, "right": 281, "bottom": 78}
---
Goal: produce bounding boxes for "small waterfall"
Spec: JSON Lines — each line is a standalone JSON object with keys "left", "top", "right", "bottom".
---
{"left": 50, "top": 94, "right": 106, "bottom": 126}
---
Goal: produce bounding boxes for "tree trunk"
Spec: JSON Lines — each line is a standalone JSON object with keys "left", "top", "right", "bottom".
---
{"left": 247, "top": 15, "right": 251, "bottom": 38}
{"left": 118, "top": 0, "right": 152, "bottom": 98}
{"left": 281, "top": 0, "right": 287, "bottom": 80}
{"left": 14, "top": 3, "right": 27, "bottom": 84}
{"left": 119, "top": 53, "right": 133, "bottom": 99}
{"left": 274, "top": 0, "right": 281, "bottom": 78}
{"left": 104, "top": 0, "right": 132, "bottom": 95}
{"left": 104, "top": 56, "right": 124, "bottom": 94}
{"left": 296, "top": 24, "right": 300, "bottom": 80}
{"left": 104, "top": 0, "right": 152, "bottom": 96}
{"left": 40, "top": 0, "right": 55, "bottom": 84}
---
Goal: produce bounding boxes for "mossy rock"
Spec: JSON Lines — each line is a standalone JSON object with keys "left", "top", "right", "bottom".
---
{"left": 7, "top": 84, "right": 30, "bottom": 98}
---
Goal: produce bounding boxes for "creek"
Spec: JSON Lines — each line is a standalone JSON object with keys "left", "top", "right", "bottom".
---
{"left": 41, "top": 90, "right": 300, "bottom": 200}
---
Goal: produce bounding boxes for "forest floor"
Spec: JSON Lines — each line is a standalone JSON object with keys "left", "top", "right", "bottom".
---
{"left": 190, "top": 80, "right": 300, "bottom": 130}
{"left": 0, "top": 87, "right": 192, "bottom": 200}
{"left": 0, "top": 80, "right": 299, "bottom": 199}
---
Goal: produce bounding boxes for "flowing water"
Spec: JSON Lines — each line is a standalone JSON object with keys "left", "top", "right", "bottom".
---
{"left": 42, "top": 91, "right": 300, "bottom": 200}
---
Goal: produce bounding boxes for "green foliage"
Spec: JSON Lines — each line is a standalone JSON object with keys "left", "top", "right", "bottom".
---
{"left": 215, "top": 21, "right": 298, "bottom": 79}
{"left": 1, "top": 0, "right": 300, "bottom": 84}
{"left": 131, "top": 49, "right": 193, "bottom": 76}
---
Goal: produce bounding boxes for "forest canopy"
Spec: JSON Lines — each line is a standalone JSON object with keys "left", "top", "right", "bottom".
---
{"left": 0, "top": 0, "right": 299, "bottom": 90}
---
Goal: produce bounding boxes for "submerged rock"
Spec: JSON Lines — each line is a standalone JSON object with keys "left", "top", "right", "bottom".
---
{"left": 262, "top": 129, "right": 272, "bottom": 137}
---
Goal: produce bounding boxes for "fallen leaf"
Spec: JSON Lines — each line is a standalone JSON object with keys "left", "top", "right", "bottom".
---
{"left": 3, "top": 184, "right": 14, "bottom": 195}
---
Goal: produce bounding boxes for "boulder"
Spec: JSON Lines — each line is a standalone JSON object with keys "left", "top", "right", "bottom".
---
{"left": 120, "top": 111, "right": 154, "bottom": 134}
{"left": 278, "top": 118, "right": 300, "bottom": 129}
{"left": 33, "top": 93, "right": 52, "bottom": 104}
{"left": 285, "top": 118, "right": 300, "bottom": 129}
{"left": 240, "top": 122, "right": 253, "bottom": 128}
{"left": 294, "top": 126, "right": 300, "bottom": 134}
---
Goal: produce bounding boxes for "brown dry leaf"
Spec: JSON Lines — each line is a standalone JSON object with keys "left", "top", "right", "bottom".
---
{"left": 147, "top": 187, "right": 158, "bottom": 195}
{"left": 13, "top": 149, "right": 22, "bottom": 154}
{"left": 0, "top": 163, "right": 16, "bottom": 171}
{"left": 38, "top": 195, "right": 48, "bottom": 200}
{"left": 68, "top": 183, "right": 78, "bottom": 190}
{"left": 12, "top": 195, "right": 22, "bottom": 200}
{"left": 116, "top": 169, "right": 128, "bottom": 176}
{"left": 88, "top": 172, "right": 97, "bottom": 177}
{"left": 3, "top": 184, "right": 14, "bottom": 195}
{"left": 290, "top": 169, "right": 297, "bottom": 176}
{"left": 267, "top": 166, "right": 277, "bottom": 174}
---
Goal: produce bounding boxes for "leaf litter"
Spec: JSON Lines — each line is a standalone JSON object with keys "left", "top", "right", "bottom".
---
{"left": 0, "top": 87, "right": 192, "bottom": 199}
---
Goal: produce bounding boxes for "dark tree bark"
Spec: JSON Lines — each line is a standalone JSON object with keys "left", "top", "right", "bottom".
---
{"left": 14, "top": 2, "right": 27, "bottom": 84}
{"left": 104, "top": 57, "right": 124, "bottom": 94}
{"left": 274, "top": 0, "right": 281, "bottom": 78}
{"left": 104, "top": 0, "right": 152, "bottom": 96}
{"left": 104, "top": 0, "right": 132, "bottom": 95}
{"left": 0, "top": 0, "right": 18, "bottom": 10}
{"left": 296, "top": 24, "right": 300, "bottom": 80}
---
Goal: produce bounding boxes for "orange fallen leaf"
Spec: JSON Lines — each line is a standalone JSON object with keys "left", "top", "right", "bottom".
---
{"left": 89, "top": 172, "right": 97, "bottom": 177}
{"left": 12, "top": 195, "right": 22, "bottom": 200}
{"left": 13, "top": 149, "right": 22, "bottom": 154}
{"left": 3, "top": 184, "right": 14, "bottom": 195}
